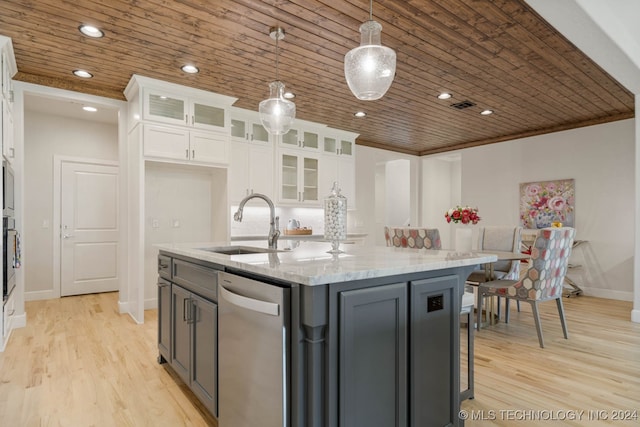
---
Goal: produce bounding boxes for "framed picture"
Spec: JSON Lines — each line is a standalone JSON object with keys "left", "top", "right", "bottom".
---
{"left": 519, "top": 179, "right": 575, "bottom": 229}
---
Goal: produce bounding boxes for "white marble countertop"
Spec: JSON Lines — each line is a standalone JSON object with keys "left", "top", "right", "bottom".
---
{"left": 156, "top": 240, "right": 497, "bottom": 286}
{"left": 230, "top": 233, "right": 367, "bottom": 241}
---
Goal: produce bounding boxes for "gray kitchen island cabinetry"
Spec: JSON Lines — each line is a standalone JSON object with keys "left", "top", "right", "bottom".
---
{"left": 157, "top": 241, "right": 495, "bottom": 427}
{"left": 156, "top": 253, "right": 222, "bottom": 418}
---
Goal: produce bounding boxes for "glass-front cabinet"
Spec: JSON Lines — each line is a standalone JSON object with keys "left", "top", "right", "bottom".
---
{"left": 142, "top": 89, "right": 227, "bottom": 132}
{"left": 230, "top": 118, "right": 270, "bottom": 145}
{"left": 323, "top": 134, "right": 354, "bottom": 157}
{"left": 279, "top": 126, "right": 321, "bottom": 151}
{"left": 278, "top": 150, "right": 320, "bottom": 206}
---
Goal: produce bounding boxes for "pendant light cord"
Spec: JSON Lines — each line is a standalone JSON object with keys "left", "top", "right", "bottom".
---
{"left": 275, "top": 29, "right": 280, "bottom": 81}
{"left": 369, "top": 0, "right": 373, "bottom": 21}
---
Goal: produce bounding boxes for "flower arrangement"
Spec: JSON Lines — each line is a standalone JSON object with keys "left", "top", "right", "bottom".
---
{"left": 445, "top": 206, "right": 480, "bottom": 225}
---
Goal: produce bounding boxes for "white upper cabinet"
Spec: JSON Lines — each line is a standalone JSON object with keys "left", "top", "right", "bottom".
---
{"left": 322, "top": 129, "right": 356, "bottom": 157}
{"left": 2, "top": 99, "right": 14, "bottom": 161}
{"left": 125, "top": 75, "right": 237, "bottom": 166}
{"left": 230, "top": 108, "right": 271, "bottom": 146}
{"left": 1, "top": 36, "right": 17, "bottom": 166}
{"left": 125, "top": 75, "right": 237, "bottom": 133}
{"left": 0, "top": 38, "right": 16, "bottom": 107}
{"left": 321, "top": 129, "right": 358, "bottom": 208}
{"left": 277, "top": 149, "right": 321, "bottom": 206}
{"left": 143, "top": 124, "right": 228, "bottom": 166}
{"left": 277, "top": 119, "right": 326, "bottom": 151}
{"left": 143, "top": 90, "right": 226, "bottom": 132}
{"left": 229, "top": 142, "right": 274, "bottom": 202}
{"left": 228, "top": 108, "right": 275, "bottom": 201}
{"left": 280, "top": 128, "right": 320, "bottom": 151}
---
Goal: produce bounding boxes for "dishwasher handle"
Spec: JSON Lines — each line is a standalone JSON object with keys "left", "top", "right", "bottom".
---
{"left": 219, "top": 284, "right": 280, "bottom": 316}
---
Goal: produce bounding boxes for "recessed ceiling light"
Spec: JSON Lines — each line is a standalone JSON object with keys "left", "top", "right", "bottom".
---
{"left": 354, "top": 111, "right": 366, "bottom": 118}
{"left": 437, "top": 92, "right": 452, "bottom": 100}
{"left": 283, "top": 91, "right": 295, "bottom": 99}
{"left": 83, "top": 106, "right": 98, "bottom": 112}
{"left": 73, "top": 69, "right": 93, "bottom": 78}
{"left": 181, "top": 64, "right": 199, "bottom": 74}
{"left": 79, "top": 24, "right": 104, "bottom": 38}
{"left": 480, "top": 109, "right": 494, "bottom": 115}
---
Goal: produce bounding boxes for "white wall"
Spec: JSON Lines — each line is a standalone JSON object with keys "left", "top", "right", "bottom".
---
{"left": 24, "top": 110, "right": 118, "bottom": 297}
{"left": 354, "top": 145, "right": 421, "bottom": 246}
{"left": 384, "top": 159, "right": 411, "bottom": 227}
{"left": 421, "top": 154, "right": 462, "bottom": 249}
{"left": 144, "top": 162, "right": 227, "bottom": 308}
{"left": 427, "top": 119, "right": 634, "bottom": 300}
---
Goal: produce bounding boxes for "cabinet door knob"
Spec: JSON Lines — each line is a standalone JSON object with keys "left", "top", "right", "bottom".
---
{"left": 185, "top": 114, "right": 188, "bottom": 124}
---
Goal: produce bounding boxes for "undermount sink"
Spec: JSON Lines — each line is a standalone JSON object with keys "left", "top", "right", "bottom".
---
{"left": 200, "top": 246, "right": 281, "bottom": 255}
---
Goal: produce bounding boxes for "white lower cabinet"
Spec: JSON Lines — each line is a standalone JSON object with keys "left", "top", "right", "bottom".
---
{"left": 229, "top": 141, "right": 274, "bottom": 202}
{"left": 143, "top": 124, "right": 228, "bottom": 165}
{"left": 2, "top": 291, "right": 15, "bottom": 349}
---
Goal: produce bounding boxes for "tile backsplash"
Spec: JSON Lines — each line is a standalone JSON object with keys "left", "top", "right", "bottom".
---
{"left": 230, "top": 206, "right": 326, "bottom": 236}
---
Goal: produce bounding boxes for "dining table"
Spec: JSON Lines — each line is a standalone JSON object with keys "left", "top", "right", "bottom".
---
{"left": 471, "top": 250, "right": 532, "bottom": 326}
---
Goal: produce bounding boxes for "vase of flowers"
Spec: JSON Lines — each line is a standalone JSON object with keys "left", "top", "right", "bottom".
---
{"left": 445, "top": 206, "right": 481, "bottom": 225}
{"left": 445, "top": 206, "right": 480, "bottom": 252}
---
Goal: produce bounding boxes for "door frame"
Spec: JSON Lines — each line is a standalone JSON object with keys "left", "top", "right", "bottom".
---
{"left": 53, "top": 156, "right": 120, "bottom": 298}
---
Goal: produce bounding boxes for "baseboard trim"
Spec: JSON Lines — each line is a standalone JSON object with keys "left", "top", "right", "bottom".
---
{"left": 631, "top": 309, "right": 640, "bottom": 323}
{"left": 575, "top": 286, "right": 633, "bottom": 301}
{"left": 25, "top": 290, "right": 57, "bottom": 301}
{"left": 118, "top": 299, "right": 129, "bottom": 314}
{"left": 145, "top": 298, "right": 158, "bottom": 310}
{"left": 12, "top": 312, "right": 26, "bottom": 329}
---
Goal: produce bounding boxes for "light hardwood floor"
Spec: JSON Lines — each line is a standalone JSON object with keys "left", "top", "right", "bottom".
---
{"left": 0, "top": 292, "right": 638, "bottom": 426}
{"left": 462, "top": 296, "right": 640, "bottom": 426}
{"left": 0, "top": 293, "right": 217, "bottom": 427}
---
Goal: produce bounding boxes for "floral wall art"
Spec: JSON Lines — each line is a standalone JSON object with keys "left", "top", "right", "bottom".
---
{"left": 519, "top": 179, "right": 575, "bottom": 229}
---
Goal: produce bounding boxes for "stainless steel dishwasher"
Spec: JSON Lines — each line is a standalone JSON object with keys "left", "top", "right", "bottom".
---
{"left": 218, "top": 271, "right": 290, "bottom": 427}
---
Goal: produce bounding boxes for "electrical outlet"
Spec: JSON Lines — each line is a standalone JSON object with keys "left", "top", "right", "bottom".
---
{"left": 151, "top": 219, "right": 159, "bottom": 229}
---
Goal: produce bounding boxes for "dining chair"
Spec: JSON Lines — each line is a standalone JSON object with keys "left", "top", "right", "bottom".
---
{"left": 384, "top": 226, "right": 442, "bottom": 249}
{"left": 466, "top": 226, "right": 522, "bottom": 322}
{"left": 477, "top": 227, "right": 576, "bottom": 348}
{"left": 384, "top": 226, "right": 474, "bottom": 400}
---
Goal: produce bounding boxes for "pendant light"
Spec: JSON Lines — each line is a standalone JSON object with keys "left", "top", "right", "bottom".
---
{"left": 259, "top": 26, "right": 296, "bottom": 135}
{"left": 344, "top": 0, "right": 396, "bottom": 100}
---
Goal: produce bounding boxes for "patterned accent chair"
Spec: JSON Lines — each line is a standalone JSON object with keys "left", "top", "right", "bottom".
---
{"left": 466, "top": 226, "right": 523, "bottom": 321}
{"left": 384, "top": 226, "right": 442, "bottom": 250}
{"left": 384, "top": 226, "right": 475, "bottom": 400}
{"left": 477, "top": 227, "right": 576, "bottom": 348}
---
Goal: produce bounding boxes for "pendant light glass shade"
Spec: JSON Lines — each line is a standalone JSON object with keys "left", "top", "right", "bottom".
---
{"left": 344, "top": 19, "right": 396, "bottom": 100}
{"left": 259, "top": 80, "right": 296, "bottom": 135}
{"left": 259, "top": 26, "right": 296, "bottom": 135}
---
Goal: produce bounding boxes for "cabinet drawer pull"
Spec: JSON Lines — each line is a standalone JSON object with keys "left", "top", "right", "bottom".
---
{"left": 185, "top": 149, "right": 189, "bottom": 159}
{"left": 185, "top": 114, "right": 188, "bottom": 124}
{"left": 192, "top": 149, "right": 195, "bottom": 159}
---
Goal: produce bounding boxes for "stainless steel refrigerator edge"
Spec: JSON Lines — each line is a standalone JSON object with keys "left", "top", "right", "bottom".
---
{"left": 218, "top": 271, "right": 290, "bottom": 427}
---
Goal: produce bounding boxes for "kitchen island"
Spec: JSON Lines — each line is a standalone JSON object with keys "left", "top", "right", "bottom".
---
{"left": 156, "top": 240, "right": 495, "bottom": 427}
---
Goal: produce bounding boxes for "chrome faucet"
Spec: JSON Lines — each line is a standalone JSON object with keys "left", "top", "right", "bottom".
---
{"left": 233, "top": 193, "right": 280, "bottom": 249}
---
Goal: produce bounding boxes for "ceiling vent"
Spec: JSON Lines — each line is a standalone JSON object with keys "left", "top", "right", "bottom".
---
{"left": 450, "top": 100, "right": 476, "bottom": 110}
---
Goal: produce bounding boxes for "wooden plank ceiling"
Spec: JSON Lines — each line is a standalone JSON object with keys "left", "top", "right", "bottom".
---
{"left": 0, "top": 0, "right": 634, "bottom": 155}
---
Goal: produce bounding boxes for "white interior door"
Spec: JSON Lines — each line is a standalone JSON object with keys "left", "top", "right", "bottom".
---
{"left": 61, "top": 162, "right": 119, "bottom": 296}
